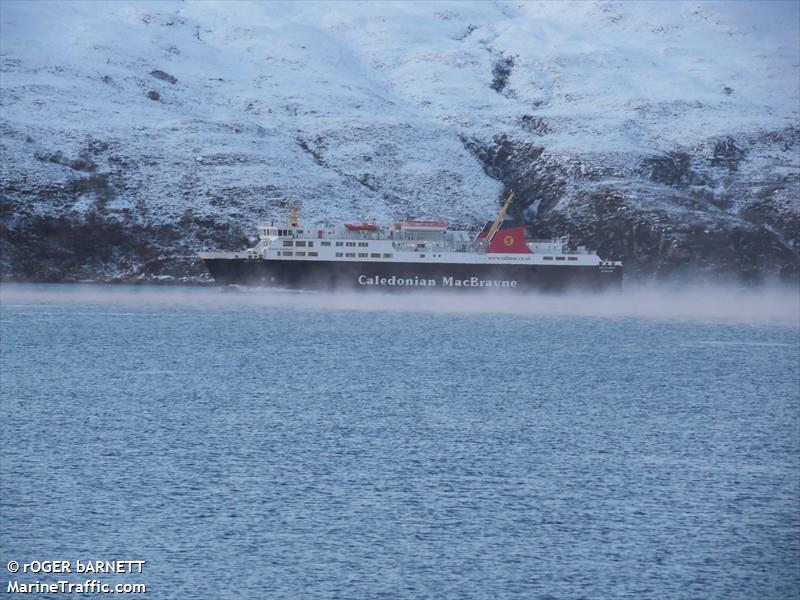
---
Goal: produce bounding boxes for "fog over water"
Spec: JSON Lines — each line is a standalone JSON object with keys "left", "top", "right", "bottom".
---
{"left": 1, "top": 282, "right": 797, "bottom": 327}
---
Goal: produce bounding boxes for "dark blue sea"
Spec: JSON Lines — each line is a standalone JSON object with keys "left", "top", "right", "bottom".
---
{"left": 1, "top": 284, "right": 798, "bottom": 599}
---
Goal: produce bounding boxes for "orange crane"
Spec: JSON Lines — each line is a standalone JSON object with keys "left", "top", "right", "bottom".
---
{"left": 483, "top": 190, "right": 515, "bottom": 247}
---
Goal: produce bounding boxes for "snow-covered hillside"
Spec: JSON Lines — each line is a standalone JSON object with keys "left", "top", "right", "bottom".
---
{"left": 1, "top": 1, "right": 798, "bottom": 280}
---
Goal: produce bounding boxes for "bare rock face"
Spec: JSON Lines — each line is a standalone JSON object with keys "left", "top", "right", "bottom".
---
{"left": 464, "top": 129, "right": 799, "bottom": 283}
{"left": 0, "top": 136, "right": 251, "bottom": 282}
{"left": 150, "top": 69, "right": 177, "bottom": 85}
{"left": 1, "top": 210, "right": 251, "bottom": 282}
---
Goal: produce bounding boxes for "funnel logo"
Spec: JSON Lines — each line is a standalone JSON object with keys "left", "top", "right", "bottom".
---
{"left": 487, "top": 226, "right": 533, "bottom": 254}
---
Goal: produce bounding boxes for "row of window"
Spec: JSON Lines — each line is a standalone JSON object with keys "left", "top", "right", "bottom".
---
{"left": 264, "top": 228, "right": 298, "bottom": 237}
{"left": 333, "top": 241, "right": 370, "bottom": 247}
{"left": 282, "top": 240, "right": 371, "bottom": 248}
{"left": 276, "top": 251, "right": 396, "bottom": 259}
{"left": 543, "top": 256, "right": 579, "bottom": 261}
{"left": 283, "top": 240, "right": 316, "bottom": 247}
{"left": 335, "top": 252, "right": 392, "bottom": 259}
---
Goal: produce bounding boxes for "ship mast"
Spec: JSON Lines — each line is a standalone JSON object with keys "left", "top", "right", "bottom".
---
{"left": 286, "top": 204, "right": 299, "bottom": 227}
{"left": 483, "top": 190, "right": 515, "bottom": 246}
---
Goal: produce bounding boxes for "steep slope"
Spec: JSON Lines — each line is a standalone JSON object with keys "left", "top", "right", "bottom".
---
{"left": 1, "top": 1, "right": 797, "bottom": 281}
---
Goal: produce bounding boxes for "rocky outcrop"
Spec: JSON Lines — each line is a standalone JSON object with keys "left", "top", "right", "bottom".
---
{"left": 527, "top": 189, "right": 798, "bottom": 282}
{"left": 463, "top": 129, "right": 799, "bottom": 283}
{"left": 0, "top": 209, "right": 250, "bottom": 282}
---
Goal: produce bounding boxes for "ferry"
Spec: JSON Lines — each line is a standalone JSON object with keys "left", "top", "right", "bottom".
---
{"left": 199, "top": 191, "right": 622, "bottom": 291}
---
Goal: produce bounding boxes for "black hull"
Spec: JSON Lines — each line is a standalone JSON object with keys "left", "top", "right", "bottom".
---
{"left": 202, "top": 258, "right": 623, "bottom": 292}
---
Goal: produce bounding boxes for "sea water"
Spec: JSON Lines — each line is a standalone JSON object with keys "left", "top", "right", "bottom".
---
{"left": 1, "top": 284, "right": 798, "bottom": 599}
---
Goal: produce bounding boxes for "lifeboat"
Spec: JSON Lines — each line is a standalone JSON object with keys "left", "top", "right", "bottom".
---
{"left": 345, "top": 223, "right": 379, "bottom": 231}
{"left": 399, "top": 219, "right": 448, "bottom": 232}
